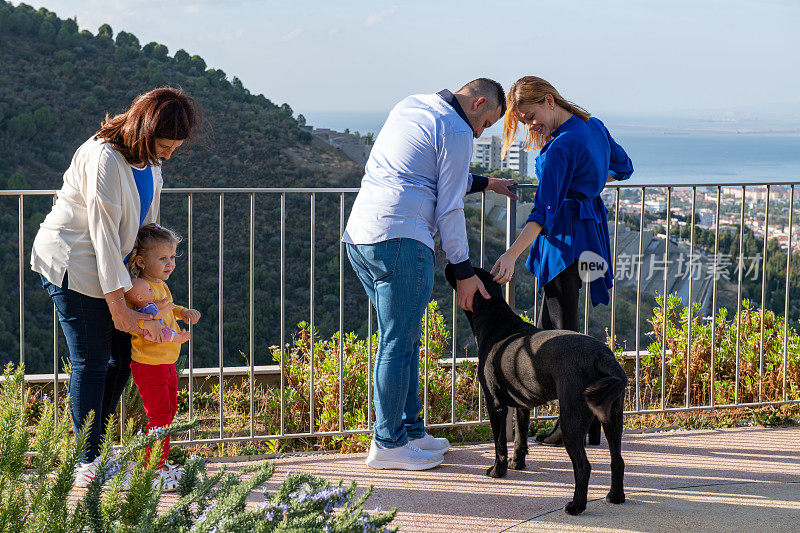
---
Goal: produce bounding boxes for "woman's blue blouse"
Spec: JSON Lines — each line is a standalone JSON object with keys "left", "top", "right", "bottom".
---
{"left": 525, "top": 115, "right": 633, "bottom": 307}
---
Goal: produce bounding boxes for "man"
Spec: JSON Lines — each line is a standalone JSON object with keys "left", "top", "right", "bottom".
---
{"left": 343, "top": 78, "right": 518, "bottom": 470}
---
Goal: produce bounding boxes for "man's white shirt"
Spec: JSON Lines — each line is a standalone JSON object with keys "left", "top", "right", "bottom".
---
{"left": 343, "top": 91, "right": 478, "bottom": 277}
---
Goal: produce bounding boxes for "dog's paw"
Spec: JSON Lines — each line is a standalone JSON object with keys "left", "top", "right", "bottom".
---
{"left": 606, "top": 490, "right": 625, "bottom": 504}
{"left": 564, "top": 501, "right": 586, "bottom": 515}
{"left": 509, "top": 457, "right": 526, "bottom": 470}
{"left": 485, "top": 463, "right": 507, "bottom": 478}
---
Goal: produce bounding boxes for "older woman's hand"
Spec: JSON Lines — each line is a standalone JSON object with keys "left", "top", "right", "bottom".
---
{"left": 491, "top": 251, "right": 517, "bottom": 285}
{"left": 109, "top": 304, "right": 152, "bottom": 336}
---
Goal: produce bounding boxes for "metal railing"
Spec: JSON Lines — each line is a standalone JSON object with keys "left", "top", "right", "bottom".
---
{"left": 2, "top": 179, "right": 799, "bottom": 446}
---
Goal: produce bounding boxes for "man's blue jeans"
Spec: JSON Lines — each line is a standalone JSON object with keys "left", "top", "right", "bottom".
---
{"left": 40, "top": 272, "right": 132, "bottom": 462}
{"left": 346, "top": 238, "right": 434, "bottom": 449}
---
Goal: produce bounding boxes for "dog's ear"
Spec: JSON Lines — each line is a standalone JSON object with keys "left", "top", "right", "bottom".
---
{"left": 473, "top": 267, "right": 505, "bottom": 299}
{"left": 444, "top": 263, "right": 457, "bottom": 289}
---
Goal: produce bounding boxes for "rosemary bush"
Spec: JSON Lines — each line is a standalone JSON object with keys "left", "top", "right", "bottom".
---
{"left": 0, "top": 364, "right": 396, "bottom": 532}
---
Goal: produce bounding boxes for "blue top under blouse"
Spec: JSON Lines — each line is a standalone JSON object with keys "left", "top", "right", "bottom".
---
{"left": 131, "top": 165, "right": 154, "bottom": 228}
{"left": 124, "top": 165, "right": 154, "bottom": 264}
{"left": 525, "top": 115, "right": 633, "bottom": 307}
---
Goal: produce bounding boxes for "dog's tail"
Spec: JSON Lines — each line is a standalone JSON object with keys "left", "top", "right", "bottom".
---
{"left": 584, "top": 348, "right": 627, "bottom": 425}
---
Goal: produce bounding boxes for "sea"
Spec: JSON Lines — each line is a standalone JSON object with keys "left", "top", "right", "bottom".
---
{"left": 301, "top": 111, "right": 800, "bottom": 186}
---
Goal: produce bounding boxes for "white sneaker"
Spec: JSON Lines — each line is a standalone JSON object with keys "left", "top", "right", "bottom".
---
{"left": 365, "top": 440, "right": 443, "bottom": 470}
{"left": 153, "top": 467, "right": 180, "bottom": 492}
{"left": 163, "top": 460, "right": 183, "bottom": 481}
{"left": 409, "top": 433, "right": 450, "bottom": 454}
{"left": 73, "top": 457, "right": 101, "bottom": 487}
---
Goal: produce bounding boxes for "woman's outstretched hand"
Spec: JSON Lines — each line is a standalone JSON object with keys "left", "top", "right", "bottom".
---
{"left": 491, "top": 251, "right": 517, "bottom": 285}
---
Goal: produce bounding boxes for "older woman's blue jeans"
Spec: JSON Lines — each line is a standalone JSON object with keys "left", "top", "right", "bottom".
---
{"left": 346, "top": 238, "right": 433, "bottom": 449}
{"left": 40, "top": 272, "right": 132, "bottom": 462}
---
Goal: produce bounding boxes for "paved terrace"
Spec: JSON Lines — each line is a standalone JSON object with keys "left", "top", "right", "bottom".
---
{"left": 157, "top": 425, "right": 799, "bottom": 532}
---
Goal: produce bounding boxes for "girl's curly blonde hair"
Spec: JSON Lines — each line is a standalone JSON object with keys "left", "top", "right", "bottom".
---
{"left": 127, "top": 223, "right": 182, "bottom": 278}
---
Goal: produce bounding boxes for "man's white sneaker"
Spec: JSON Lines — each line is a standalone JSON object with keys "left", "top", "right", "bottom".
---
{"left": 365, "top": 440, "right": 443, "bottom": 470}
{"left": 409, "top": 433, "right": 450, "bottom": 454}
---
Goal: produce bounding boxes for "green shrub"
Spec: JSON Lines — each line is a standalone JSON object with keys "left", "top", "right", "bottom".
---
{"left": 0, "top": 363, "right": 396, "bottom": 532}
{"left": 637, "top": 293, "right": 800, "bottom": 409}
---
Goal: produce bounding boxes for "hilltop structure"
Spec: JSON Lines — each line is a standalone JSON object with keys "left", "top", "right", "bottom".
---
{"left": 301, "top": 126, "right": 372, "bottom": 167}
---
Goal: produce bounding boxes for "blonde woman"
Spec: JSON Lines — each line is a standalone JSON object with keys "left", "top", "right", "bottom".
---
{"left": 491, "top": 76, "right": 633, "bottom": 445}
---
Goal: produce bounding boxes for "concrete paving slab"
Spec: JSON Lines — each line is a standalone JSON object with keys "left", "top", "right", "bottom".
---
{"left": 76, "top": 425, "right": 799, "bottom": 532}
{"left": 513, "top": 482, "right": 800, "bottom": 533}
{"left": 238, "top": 426, "right": 800, "bottom": 532}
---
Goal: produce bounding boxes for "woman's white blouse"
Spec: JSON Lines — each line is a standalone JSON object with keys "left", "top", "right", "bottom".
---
{"left": 31, "top": 137, "right": 162, "bottom": 298}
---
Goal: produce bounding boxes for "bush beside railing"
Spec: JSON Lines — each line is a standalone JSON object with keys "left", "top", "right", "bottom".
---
{"left": 156, "top": 296, "right": 800, "bottom": 453}
{"left": 639, "top": 294, "right": 800, "bottom": 408}
{"left": 20, "top": 294, "right": 800, "bottom": 457}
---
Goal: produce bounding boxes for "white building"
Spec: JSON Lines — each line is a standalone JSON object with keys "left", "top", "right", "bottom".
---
{"left": 472, "top": 135, "right": 528, "bottom": 176}
{"left": 472, "top": 135, "right": 501, "bottom": 170}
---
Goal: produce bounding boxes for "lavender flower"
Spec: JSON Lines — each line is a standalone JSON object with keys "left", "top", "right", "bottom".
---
{"left": 193, "top": 502, "right": 217, "bottom": 528}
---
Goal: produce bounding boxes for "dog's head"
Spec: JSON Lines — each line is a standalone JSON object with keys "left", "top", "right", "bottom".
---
{"left": 444, "top": 264, "right": 507, "bottom": 315}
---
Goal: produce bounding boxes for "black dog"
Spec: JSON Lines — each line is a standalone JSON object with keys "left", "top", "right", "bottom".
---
{"left": 445, "top": 266, "right": 626, "bottom": 515}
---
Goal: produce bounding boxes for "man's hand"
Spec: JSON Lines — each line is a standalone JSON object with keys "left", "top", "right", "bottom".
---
{"left": 456, "top": 275, "right": 490, "bottom": 312}
{"left": 181, "top": 308, "right": 202, "bottom": 325}
{"left": 486, "top": 178, "right": 519, "bottom": 200}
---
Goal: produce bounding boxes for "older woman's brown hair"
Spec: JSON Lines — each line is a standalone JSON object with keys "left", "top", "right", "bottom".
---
{"left": 502, "top": 76, "right": 590, "bottom": 156}
{"left": 95, "top": 86, "right": 201, "bottom": 167}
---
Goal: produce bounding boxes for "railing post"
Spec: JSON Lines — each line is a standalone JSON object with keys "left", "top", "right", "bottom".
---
{"left": 506, "top": 195, "right": 517, "bottom": 310}
{"left": 505, "top": 194, "right": 517, "bottom": 438}
{"left": 249, "top": 192, "right": 255, "bottom": 439}
{"left": 18, "top": 194, "right": 24, "bottom": 372}
{"left": 218, "top": 193, "right": 224, "bottom": 440}
{"left": 188, "top": 192, "right": 194, "bottom": 441}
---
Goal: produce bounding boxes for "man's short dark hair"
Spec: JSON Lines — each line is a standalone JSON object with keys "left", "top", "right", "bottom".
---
{"left": 458, "top": 78, "right": 506, "bottom": 116}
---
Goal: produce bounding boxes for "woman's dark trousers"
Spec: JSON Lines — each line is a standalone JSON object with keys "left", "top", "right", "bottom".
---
{"left": 536, "top": 260, "right": 601, "bottom": 445}
{"left": 41, "top": 273, "right": 132, "bottom": 462}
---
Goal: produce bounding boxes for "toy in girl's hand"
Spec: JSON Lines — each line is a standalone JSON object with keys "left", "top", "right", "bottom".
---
{"left": 125, "top": 278, "right": 190, "bottom": 344}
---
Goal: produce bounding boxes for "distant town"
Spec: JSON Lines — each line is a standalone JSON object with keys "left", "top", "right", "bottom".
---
{"left": 600, "top": 186, "right": 799, "bottom": 254}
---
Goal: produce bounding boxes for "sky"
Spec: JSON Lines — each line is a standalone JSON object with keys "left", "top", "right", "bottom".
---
{"left": 15, "top": 0, "right": 800, "bottom": 122}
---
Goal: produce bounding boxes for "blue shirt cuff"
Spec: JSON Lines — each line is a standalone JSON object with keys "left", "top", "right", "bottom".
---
{"left": 608, "top": 169, "right": 632, "bottom": 181}
{"left": 467, "top": 174, "right": 489, "bottom": 194}
{"left": 451, "top": 259, "right": 475, "bottom": 280}
{"left": 526, "top": 209, "right": 548, "bottom": 235}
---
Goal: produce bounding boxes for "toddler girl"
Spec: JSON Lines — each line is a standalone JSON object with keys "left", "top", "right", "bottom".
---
{"left": 125, "top": 223, "right": 200, "bottom": 490}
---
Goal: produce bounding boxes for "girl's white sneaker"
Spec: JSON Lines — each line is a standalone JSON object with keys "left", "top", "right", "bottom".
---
{"left": 163, "top": 460, "right": 183, "bottom": 481}
{"left": 154, "top": 466, "right": 180, "bottom": 492}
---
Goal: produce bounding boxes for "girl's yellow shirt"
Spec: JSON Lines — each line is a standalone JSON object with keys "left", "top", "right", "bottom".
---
{"left": 130, "top": 279, "right": 185, "bottom": 365}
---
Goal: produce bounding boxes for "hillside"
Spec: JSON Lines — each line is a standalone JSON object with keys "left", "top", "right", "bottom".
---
{"left": 0, "top": 1, "right": 370, "bottom": 372}
{"left": 0, "top": 2, "right": 521, "bottom": 374}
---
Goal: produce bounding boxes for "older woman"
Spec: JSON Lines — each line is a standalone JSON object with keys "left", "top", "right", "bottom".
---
{"left": 491, "top": 76, "right": 633, "bottom": 445}
{"left": 31, "top": 87, "right": 201, "bottom": 484}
